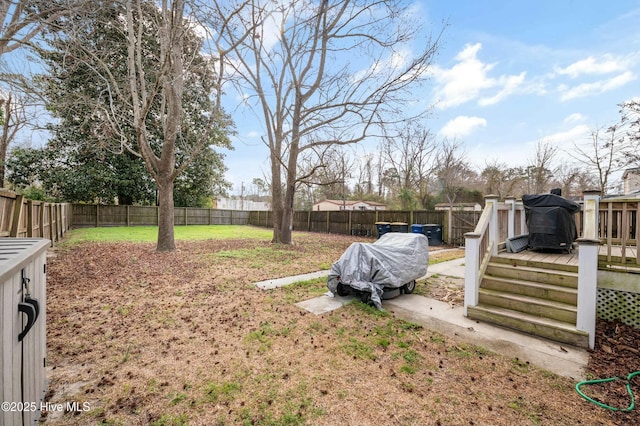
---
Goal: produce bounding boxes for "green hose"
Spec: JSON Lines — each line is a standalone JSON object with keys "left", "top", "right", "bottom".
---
{"left": 576, "top": 371, "right": 640, "bottom": 411}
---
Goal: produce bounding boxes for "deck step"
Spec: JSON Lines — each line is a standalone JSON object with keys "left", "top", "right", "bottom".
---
{"left": 467, "top": 305, "right": 589, "bottom": 348}
{"left": 491, "top": 254, "right": 578, "bottom": 273}
{"left": 481, "top": 276, "right": 577, "bottom": 305}
{"left": 485, "top": 262, "right": 578, "bottom": 288}
{"left": 478, "top": 288, "right": 577, "bottom": 323}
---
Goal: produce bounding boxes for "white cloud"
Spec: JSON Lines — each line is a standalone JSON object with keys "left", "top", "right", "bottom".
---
{"left": 540, "top": 124, "right": 591, "bottom": 146}
{"left": 431, "top": 43, "right": 526, "bottom": 109}
{"left": 555, "top": 55, "right": 627, "bottom": 78}
{"left": 439, "top": 115, "right": 487, "bottom": 138}
{"left": 560, "top": 71, "right": 636, "bottom": 101}
{"left": 479, "top": 72, "right": 526, "bottom": 106}
{"left": 431, "top": 43, "right": 494, "bottom": 108}
{"left": 246, "top": 130, "right": 261, "bottom": 138}
{"left": 563, "top": 113, "right": 586, "bottom": 124}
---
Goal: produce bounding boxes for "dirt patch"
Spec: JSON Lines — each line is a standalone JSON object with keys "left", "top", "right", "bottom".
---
{"left": 42, "top": 233, "right": 631, "bottom": 425}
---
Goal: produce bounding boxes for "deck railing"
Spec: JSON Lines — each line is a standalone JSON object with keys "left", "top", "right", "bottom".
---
{"left": 598, "top": 197, "right": 639, "bottom": 267}
{"left": 464, "top": 195, "right": 498, "bottom": 316}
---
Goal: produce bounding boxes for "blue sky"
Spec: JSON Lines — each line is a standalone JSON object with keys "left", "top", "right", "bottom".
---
{"left": 224, "top": 0, "right": 640, "bottom": 194}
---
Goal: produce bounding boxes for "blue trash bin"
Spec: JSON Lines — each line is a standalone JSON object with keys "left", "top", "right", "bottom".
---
{"left": 411, "top": 224, "right": 424, "bottom": 234}
{"left": 423, "top": 224, "right": 442, "bottom": 246}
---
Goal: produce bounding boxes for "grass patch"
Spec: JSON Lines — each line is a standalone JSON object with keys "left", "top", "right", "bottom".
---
{"left": 428, "top": 249, "right": 465, "bottom": 264}
{"left": 350, "top": 301, "right": 391, "bottom": 318}
{"left": 341, "top": 338, "right": 376, "bottom": 360}
{"left": 61, "top": 225, "right": 273, "bottom": 245}
{"left": 203, "top": 381, "right": 241, "bottom": 404}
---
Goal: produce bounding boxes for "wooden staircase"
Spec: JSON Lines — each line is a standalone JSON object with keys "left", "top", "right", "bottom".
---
{"left": 467, "top": 255, "right": 589, "bottom": 348}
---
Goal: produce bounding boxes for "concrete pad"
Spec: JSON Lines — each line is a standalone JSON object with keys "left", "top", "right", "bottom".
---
{"left": 424, "top": 257, "right": 466, "bottom": 279}
{"left": 254, "top": 270, "right": 329, "bottom": 290}
{"left": 295, "top": 294, "right": 354, "bottom": 315}
{"left": 384, "top": 294, "right": 589, "bottom": 380}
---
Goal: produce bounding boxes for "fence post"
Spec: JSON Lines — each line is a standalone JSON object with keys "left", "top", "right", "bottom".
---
{"left": 27, "top": 199, "right": 34, "bottom": 237}
{"left": 9, "top": 195, "right": 24, "bottom": 237}
{"left": 326, "top": 211, "right": 330, "bottom": 233}
{"left": 39, "top": 202, "right": 45, "bottom": 238}
{"left": 447, "top": 209, "right": 452, "bottom": 245}
{"left": 48, "top": 204, "right": 54, "bottom": 243}
{"left": 576, "top": 190, "right": 601, "bottom": 350}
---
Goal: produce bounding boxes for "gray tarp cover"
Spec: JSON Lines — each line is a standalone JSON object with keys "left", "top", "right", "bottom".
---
{"left": 327, "top": 233, "right": 429, "bottom": 309}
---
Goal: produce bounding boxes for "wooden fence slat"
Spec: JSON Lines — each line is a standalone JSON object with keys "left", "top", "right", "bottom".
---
{"left": 0, "top": 191, "right": 71, "bottom": 245}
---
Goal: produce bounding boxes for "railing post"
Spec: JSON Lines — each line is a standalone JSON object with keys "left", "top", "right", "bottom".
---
{"left": 518, "top": 198, "right": 526, "bottom": 235}
{"left": 576, "top": 190, "right": 600, "bottom": 350}
{"left": 505, "top": 196, "right": 516, "bottom": 240}
{"left": 464, "top": 232, "right": 481, "bottom": 316}
{"left": 486, "top": 194, "right": 499, "bottom": 255}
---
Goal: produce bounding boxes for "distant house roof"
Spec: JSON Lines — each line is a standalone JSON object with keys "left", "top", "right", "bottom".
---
{"left": 320, "top": 199, "right": 386, "bottom": 207}
{"left": 622, "top": 168, "right": 640, "bottom": 179}
{"left": 312, "top": 199, "right": 387, "bottom": 211}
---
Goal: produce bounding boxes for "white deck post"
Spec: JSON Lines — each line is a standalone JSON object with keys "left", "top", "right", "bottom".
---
{"left": 576, "top": 190, "right": 601, "bottom": 350}
{"left": 464, "top": 232, "right": 480, "bottom": 316}
{"left": 518, "top": 198, "right": 526, "bottom": 234}
{"left": 486, "top": 195, "right": 499, "bottom": 255}
{"left": 505, "top": 196, "right": 516, "bottom": 239}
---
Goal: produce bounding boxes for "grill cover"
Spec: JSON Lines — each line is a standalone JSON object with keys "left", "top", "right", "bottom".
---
{"left": 522, "top": 193, "right": 580, "bottom": 251}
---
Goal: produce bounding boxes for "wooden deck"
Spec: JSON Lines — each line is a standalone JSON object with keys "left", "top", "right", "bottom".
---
{"left": 496, "top": 245, "right": 639, "bottom": 268}
{"left": 497, "top": 249, "right": 579, "bottom": 266}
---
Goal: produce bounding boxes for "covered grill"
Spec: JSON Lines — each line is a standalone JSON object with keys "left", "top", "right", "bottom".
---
{"left": 522, "top": 193, "right": 580, "bottom": 252}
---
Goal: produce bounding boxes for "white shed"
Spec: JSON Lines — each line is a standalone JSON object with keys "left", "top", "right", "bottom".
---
{"left": 1, "top": 238, "right": 49, "bottom": 425}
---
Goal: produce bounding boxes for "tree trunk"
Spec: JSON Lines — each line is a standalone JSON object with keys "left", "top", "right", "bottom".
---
{"left": 0, "top": 96, "right": 11, "bottom": 187}
{"left": 270, "top": 154, "right": 284, "bottom": 243}
{"left": 279, "top": 181, "right": 295, "bottom": 245}
{"left": 156, "top": 176, "right": 176, "bottom": 252}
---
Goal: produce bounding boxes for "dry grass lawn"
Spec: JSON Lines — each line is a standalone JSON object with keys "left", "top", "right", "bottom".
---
{"left": 42, "top": 229, "right": 622, "bottom": 425}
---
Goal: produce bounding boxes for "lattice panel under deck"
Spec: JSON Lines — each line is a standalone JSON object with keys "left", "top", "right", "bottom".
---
{"left": 597, "top": 288, "right": 640, "bottom": 328}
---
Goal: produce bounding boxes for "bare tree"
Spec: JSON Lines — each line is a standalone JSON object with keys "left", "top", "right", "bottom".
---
{"left": 619, "top": 100, "right": 640, "bottom": 167}
{"left": 381, "top": 124, "right": 438, "bottom": 209}
{"left": 0, "top": 0, "right": 80, "bottom": 56}
{"left": 0, "top": 93, "right": 28, "bottom": 186}
{"left": 211, "top": 0, "right": 442, "bottom": 244}
{"left": 480, "top": 160, "right": 526, "bottom": 199}
{"left": 297, "top": 145, "right": 355, "bottom": 205}
{"left": 567, "top": 124, "right": 624, "bottom": 195}
{"left": 353, "top": 152, "right": 377, "bottom": 199}
{"left": 526, "top": 141, "right": 558, "bottom": 194}
{"left": 553, "top": 164, "right": 597, "bottom": 197}
{"left": 436, "top": 139, "right": 473, "bottom": 206}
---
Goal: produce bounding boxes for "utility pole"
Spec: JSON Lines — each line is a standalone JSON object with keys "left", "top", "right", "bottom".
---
{"left": 240, "top": 182, "right": 244, "bottom": 211}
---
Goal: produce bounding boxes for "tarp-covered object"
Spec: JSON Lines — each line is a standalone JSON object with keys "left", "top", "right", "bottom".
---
{"left": 327, "top": 232, "right": 429, "bottom": 309}
{"left": 522, "top": 193, "right": 580, "bottom": 251}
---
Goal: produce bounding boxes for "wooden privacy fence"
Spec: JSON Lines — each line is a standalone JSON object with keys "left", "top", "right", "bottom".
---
{"left": 71, "top": 204, "right": 250, "bottom": 227}
{"left": 0, "top": 189, "right": 71, "bottom": 244}
{"left": 249, "top": 209, "right": 447, "bottom": 239}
